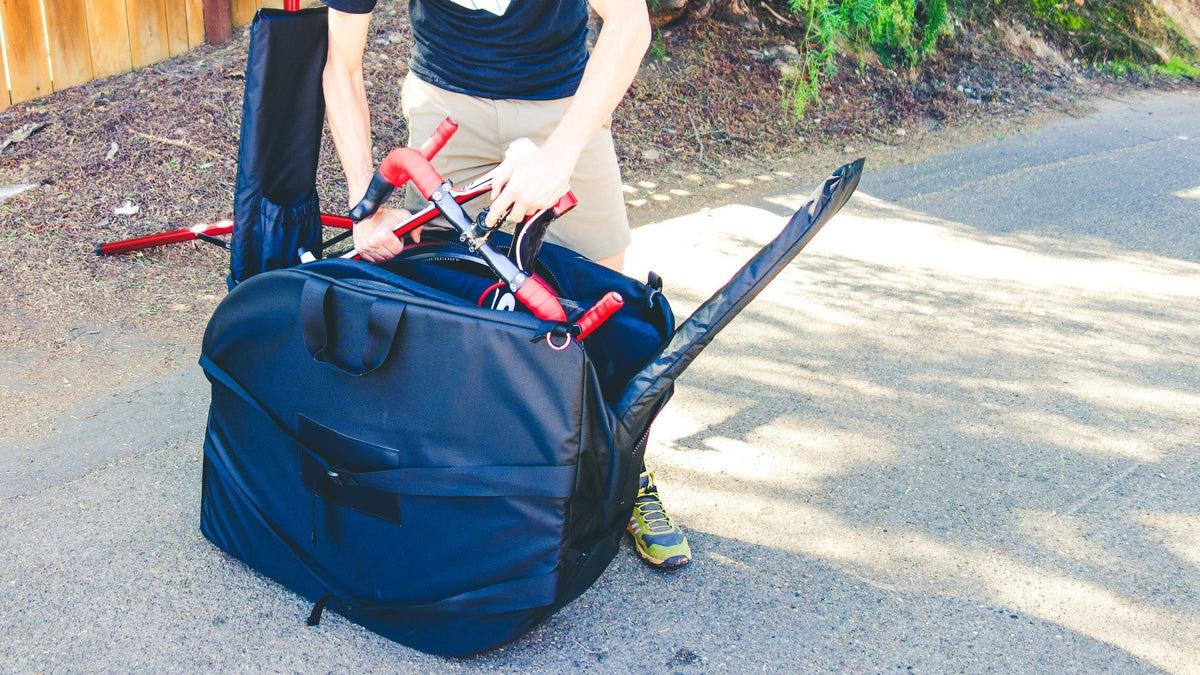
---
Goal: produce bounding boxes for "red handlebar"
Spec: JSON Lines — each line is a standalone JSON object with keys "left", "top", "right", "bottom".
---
{"left": 379, "top": 147, "right": 448, "bottom": 199}
{"left": 574, "top": 292, "right": 624, "bottom": 340}
{"left": 358, "top": 118, "right": 585, "bottom": 328}
{"left": 378, "top": 118, "right": 459, "bottom": 193}
{"left": 515, "top": 276, "right": 568, "bottom": 323}
{"left": 419, "top": 118, "right": 459, "bottom": 159}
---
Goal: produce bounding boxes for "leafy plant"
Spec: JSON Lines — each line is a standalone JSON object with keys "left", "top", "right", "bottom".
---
{"left": 784, "top": 0, "right": 955, "bottom": 117}
{"left": 649, "top": 29, "right": 668, "bottom": 61}
{"left": 1158, "top": 57, "right": 1199, "bottom": 79}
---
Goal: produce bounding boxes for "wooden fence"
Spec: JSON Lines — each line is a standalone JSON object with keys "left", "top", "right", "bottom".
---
{"left": 0, "top": 0, "right": 293, "bottom": 112}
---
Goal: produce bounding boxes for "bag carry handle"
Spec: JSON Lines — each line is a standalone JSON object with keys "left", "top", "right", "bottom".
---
{"left": 300, "top": 279, "right": 406, "bottom": 377}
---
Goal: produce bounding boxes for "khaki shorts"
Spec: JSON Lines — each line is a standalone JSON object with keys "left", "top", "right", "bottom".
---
{"left": 401, "top": 73, "right": 632, "bottom": 262}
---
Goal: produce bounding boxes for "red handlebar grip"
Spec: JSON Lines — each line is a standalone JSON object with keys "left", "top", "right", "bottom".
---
{"left": 574, "top": 291, "right": 624, "bottom": 340}
{"left": 515, "top": 276, "right": 568, "bottom": 323}
{"left": 378, "top": 148, "right": 408, "bottom": 187}
{"left": 418, "top": 118, "right": 458, "bottom": 159}
{"left": 377, "top": 119, "right": 459, "bottom": 190}
{"left": 379, "top": 147, "right": 448, "bottom": 199}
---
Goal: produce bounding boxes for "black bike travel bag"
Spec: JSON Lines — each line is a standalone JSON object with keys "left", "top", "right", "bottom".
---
{"left": 198, "top": 160, "right": 863, "bottom": 656}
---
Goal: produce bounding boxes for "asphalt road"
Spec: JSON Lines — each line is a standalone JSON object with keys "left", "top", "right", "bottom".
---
{"left": 2, "top": 90, "right": 1197, "bottom": 673}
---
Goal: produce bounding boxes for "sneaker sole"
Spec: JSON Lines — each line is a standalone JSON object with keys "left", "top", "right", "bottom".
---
{"left": 632, "top": 544, "right": 691, "bottom": 570}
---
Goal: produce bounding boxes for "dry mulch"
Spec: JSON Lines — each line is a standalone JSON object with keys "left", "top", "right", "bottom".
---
{"left": 0, "top": 6, "right": 1191, "bottom": 436}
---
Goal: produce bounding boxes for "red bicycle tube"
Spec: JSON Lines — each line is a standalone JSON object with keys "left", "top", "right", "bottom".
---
{"left": 321, "top": 214, "right": 353, "bottom": 229}
{"left": 574, "top": 292, "right": 624, "bottom": 340}
{"left": 515, "top": 276, "right": 568, "bottom": 323}
{"left": 96, "top": 221, "right": 233, "bottom": 255}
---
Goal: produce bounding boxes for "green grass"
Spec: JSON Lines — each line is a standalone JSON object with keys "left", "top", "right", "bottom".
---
{"left": 1158, "top": 57, "right": 1199, "bottom": 79}
{"left": 1096, "top": 57, "right": 1199, "bottom": 80}
{"left": 784, "top": 0, "right": 954, "bottom": 117}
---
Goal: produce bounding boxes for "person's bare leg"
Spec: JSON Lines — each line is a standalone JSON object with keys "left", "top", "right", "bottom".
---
{"left": 595, "top": 250, "right": 625, "bottom": 273}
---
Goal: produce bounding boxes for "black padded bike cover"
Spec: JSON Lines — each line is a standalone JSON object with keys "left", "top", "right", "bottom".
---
{"left": 229, "top": 8, "right": 328, "bottom": 285}
{"left": 199, "top": 160, "right": 862, "bottom": 656}
{"left": 618, "top": 158, "right": 864, "bottom": 429}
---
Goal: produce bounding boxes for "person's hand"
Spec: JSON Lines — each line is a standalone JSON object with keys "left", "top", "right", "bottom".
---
{"left": 352, "top": 206, "right": 417, "bottom": 262}
{"left": 486, "top": 144, "right": 576, "bottom": 229}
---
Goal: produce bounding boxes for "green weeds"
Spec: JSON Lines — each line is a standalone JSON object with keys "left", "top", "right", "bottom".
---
{"left": 784, "top": 0, "right": 954, "bottom": 117}
{"left": 778, "top": 0, "right": 1197, "bottom": 118}
{"left": 1096, "top": 56, "right": 1198, "bottom": 80}
{"left": 649, "top": 29, "right": 668, "bottom": 61}
{"left": 1158, "top": 57, "right": 1199, "bottom": 79}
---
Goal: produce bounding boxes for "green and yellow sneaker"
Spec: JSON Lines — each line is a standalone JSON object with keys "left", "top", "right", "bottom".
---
{"left": 627, "top": 470, "right": 692, "bottom": 570}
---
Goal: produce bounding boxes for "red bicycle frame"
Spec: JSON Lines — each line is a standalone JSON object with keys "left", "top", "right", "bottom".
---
{"left": 94, "top": 117, "right": 458, "bottom": 258}
{"left": 94, "top": 214, "right": 354, "bottom": 256}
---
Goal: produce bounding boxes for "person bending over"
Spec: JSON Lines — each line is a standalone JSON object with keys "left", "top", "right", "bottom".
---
{"left": 321, "top": 0, "right": 692, "bottom": 569}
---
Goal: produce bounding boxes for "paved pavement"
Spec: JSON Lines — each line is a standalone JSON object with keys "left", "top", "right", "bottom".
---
{"left": 2, "top": 90, "right": 1198, "bottom": 673}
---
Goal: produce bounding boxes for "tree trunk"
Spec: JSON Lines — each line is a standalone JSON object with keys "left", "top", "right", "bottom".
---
{"left": 649, "top": 0, "right": 690, "bottom": 28}
{"left": 650, "top": 0, "right": 762, "bottom": 30}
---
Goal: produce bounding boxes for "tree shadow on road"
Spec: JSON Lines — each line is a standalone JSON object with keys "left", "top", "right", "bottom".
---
{"left": 621, "top": 187, "right": 1200, "bottom": 672}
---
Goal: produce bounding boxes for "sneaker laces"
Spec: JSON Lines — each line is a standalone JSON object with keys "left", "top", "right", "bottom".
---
{"left": 633, "top": 485, "right": 676, "bottom": 534}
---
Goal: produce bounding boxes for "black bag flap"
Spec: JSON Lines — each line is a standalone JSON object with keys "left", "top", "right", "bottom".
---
{"left": 616, "top": 159, "right": 864, "bottom": 429}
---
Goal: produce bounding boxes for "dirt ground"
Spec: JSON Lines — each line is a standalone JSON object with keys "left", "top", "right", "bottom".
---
{"left": 0, "top": 5, "right": 1195, "bottom": 438}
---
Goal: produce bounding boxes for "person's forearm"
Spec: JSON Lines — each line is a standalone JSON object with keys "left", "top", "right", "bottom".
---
{"left": 544, "top": 5, "right": 650, "bottom": 161}
{"left": 323, "top": 11, "right": 377, "bottom": 208}
{"left": 324, "top": 71, "right": 376, "bottom": 207}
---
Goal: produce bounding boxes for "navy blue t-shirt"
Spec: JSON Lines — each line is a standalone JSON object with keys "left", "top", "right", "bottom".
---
{"left": 323, "top": 0, "right": 589, "bottom": 100}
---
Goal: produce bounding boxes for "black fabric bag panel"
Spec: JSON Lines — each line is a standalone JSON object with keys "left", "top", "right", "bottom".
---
{"left": 202, "top": 453, "right": 552, "bottom": 655}
{"left": 201, "top": 440, "right": 562, "bottom": 655}
{"left": 202, "top": 372, "right": 569, "bottom": 599}
{"left": 200, "top": 260, "right": 619, "bottom": 655}
{"left": 230, "top": 8, "right": 328, "bottom": 285}
{"left": 205, "top": 266, "right": 597, "bottom": 471}
{"left": 200, "top": 362, "right": 576, "bottom": 655}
